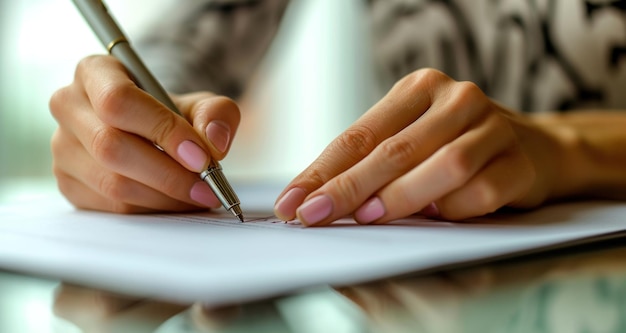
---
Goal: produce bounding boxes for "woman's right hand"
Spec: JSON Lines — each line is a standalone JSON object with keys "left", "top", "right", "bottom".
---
{"left": 50, "top": 55, "right": 241, "bottom": 213}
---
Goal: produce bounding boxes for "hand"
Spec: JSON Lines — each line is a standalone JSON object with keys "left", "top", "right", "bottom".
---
{"left": 53, "top": 284, "right": 242, "bottom": 333}
{"left": 274, "top": 68, "right": 570, "bottom": 225}
{"left": 53, "top": 284, "right": 187, "bottom": 333}
{"left": 50, "top": 55, "right": 241, "bottom": 213}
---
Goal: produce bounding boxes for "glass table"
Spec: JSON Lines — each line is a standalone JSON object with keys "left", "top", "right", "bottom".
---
{"left": 1, "top": 239, "right": 625, "bottom": 333}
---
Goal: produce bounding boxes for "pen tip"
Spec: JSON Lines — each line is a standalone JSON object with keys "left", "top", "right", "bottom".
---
{"left": 238, "top": 215, "right": 244, "bottom": 223}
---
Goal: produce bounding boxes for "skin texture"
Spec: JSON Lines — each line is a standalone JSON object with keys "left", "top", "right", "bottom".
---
{"left": 273, "top": 69, "right": 626, "bottom": 226}
{"left": 50, "top": 57, "right": 626, "bottom": 224}
{"left": 50, "top": 55, "right": 241, "bottom": 214}
{"left": 274, "top": 69, "right": 556, "bottom": 225}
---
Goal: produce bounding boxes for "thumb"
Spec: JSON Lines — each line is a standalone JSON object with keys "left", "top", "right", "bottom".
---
{"left": 174, "top": 93, "right": 241, "bottom": 161}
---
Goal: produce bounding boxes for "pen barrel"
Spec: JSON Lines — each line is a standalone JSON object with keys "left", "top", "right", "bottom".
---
{"left": 72, "top": 0, "right": 179, "bottom": 114}
{"left": 72, "top": 0, "right": 124, "bottom": 47}
{"left": 111, "top": 43, "right": 180, "bottom": 114}
{"left": 201, "top": 162, "right": 242, "bottom": 211}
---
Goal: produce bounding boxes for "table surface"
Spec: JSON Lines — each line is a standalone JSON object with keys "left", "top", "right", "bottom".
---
{"left": 1, "top": 239, "right": 625, "bottom": 333}
{"left": 1, "top": 180, "right": 625, "bottom": 333}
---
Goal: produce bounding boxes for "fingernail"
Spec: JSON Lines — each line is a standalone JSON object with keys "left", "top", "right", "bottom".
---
{"left": 354, "top": 197, "right": 385, "bottom": 224}
{"left": 274, "top": 187, "right": 307, "bottom": 221}
{"left": 190, "top": 182, "right": 221, "bottom": 208}
{"left": 297, "top": 195, "right": 333, "bottom": 226}
{"left": 420, "top": 202, "right": 440, "bottom": 218}
{"left": 178, "top": 140, "right": 208, "bottom": 172}
{"left": 206, "top": 121, "right": 231, "bottom": 153}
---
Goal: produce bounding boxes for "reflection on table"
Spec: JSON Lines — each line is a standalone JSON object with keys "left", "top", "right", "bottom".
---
{"left": 1, "top": 241, "right": 625, "bottom": 333}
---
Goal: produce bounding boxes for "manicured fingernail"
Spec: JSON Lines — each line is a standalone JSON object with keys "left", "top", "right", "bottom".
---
{"left": 190, "top": 182, "right": 221, "bottom": 208}
{"left": 178, "top": 140, "right": 208, "bottom": 172}
{"left": 420, "top": 202, "right": 440, "bottom": 218}
{"left": 206, "top": 121, "right": 231, "bottom": 153}
{"left": 274, "top": 187, "right": 307, "bottom": 221}
{"left": 355, "top": 197, "right": 385, "bottom": 224}
{"left": 297, "top": 195, "right": 333, "bottom": 226}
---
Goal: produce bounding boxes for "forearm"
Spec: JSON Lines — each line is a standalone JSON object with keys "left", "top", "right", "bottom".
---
{"left": 135, "top": 0, "right": 290, "bottom": 98}
{"left": 532, "top": 111, "right": 626, "bottom": 201}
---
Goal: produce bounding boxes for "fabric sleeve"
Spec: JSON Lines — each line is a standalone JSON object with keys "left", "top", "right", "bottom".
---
{"left": 135, "top": 0, "right": 290, "bottom": 98}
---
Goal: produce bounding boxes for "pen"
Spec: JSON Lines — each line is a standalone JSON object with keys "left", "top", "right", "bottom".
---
{"left": 72, "top": 0, "right": 244, "bottom": 222}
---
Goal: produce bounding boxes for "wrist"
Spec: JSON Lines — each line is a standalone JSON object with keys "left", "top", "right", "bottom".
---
{"left": 531, "top": 112, "right": 626, "bottom": 200}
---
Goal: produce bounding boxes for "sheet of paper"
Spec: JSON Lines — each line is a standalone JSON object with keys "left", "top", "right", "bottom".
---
{"left": 1, "top": 184, "right": 625, "bottom": 305}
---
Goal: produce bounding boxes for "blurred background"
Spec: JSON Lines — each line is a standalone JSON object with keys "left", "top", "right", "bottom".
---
{"left": 0, "top": 0, "right": 380, "bottom": 203}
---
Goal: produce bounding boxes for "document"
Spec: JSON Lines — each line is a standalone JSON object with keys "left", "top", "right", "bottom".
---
{"left": 1, "top": 184, "right": 625, "bottom": 306}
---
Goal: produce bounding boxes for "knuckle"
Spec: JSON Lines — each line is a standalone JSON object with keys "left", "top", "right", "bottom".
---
{"left": 49, "top": 87, "right": 70, "bottom": 120}
{"left": 455, "top": 81, "right": 483, "bottom": 100}
{"left": 448, "top": 81, "right": 487, "bottom": 111}
{"left": 158, "top": 168, "right": 186, "bottom": 198}
{"left": 405, "top": 68, "right": 446, "bottom": 85}
{"left": 332, "top": 174, "right": 364, "bottom": 204}
{"left": 471, "top": 180, "right": 502, "bottom": 214}
{"left": 416, "top": 68, "right": 448, "bottom": 83}
{"left": 149, "top": 113, "right": 179, "bottom": 147}
{"left": 92, "top": 82, "right": 134, "bottom": 124}
{"left": 439, "top": 146, "right": 474, "bottom": 184}
{"left": 377, "top": 137, "right": 418, "bottom": 171}
{"left": 299, "top": 167, "right": 331, "bottom": 190}
{"left": 393, "top": 68, "right": 450, "bottom": 102}
{"left": 91, "top": 127, "right": 125, "bottom": 167}
{"left": 403, "top": 68, "right": 447, "bottom": 89}
{"left": 97, "top": 172, "right": 129, "bottom": 204}
{"left": 332, "top": 126, "right": 378, "bottom": 161}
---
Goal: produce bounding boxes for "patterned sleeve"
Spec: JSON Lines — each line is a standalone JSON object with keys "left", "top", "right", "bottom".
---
{"left": 364, "top": 0, "right": 626, "bottom": 112}
{"left": 135, "top": 0, "right": 290, "bottom": 98}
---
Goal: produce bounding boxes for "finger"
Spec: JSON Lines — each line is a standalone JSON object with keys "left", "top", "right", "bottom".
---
{"left": 54, "top": 169, "right": 145, "bottom": 214}
{"left": 290, "top": 80, "right": 490, "bottom": 226}
{"left": 105, "top": 300, "right": 187, "bottom": 333}
{"left": 55, "top": 165, "right": 206, "bottom": 214}
{"left": 53, "top": 284, "right": 185, "bottom": 333}
{"left": 76, "top": 56, "right": 212, "bottom": 173}
{"left": 57, "top": 170, "right": 209, "bottom": 213}
{"left": 53, "top": 284, "right": 143, "bottom": 327}
{"left": 308, "top": 81, "right": 490, "bottom": 226}
{"left": 53, "top": 123, "right": 220, "bottom": 211}
{"left": 434, "top": 148, "right": 535, "bottom": 220}
{"left": 275, "top": 69, "right": 455, "bottom": 221}
{"left": 190, "top": 303, "right": 242, "bottom": 330}
{"left": 173, "top": 93, "right": 241, "bottom": 160}
{"left": 356, "top": 113, "right": 514, "bottom": 224}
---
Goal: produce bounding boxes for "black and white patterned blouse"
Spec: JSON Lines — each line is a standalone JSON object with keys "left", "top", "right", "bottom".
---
{"left": 136, "top": 0, "right": 626, "bottom": 112}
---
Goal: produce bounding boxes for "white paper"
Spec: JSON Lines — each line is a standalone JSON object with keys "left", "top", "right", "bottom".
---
{"left": 1, "top": 184, "right": 625, "bottom": 305}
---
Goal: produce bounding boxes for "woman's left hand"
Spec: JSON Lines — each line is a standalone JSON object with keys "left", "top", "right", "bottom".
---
{"left": 274, "top": 68, "right": 572, "bottom": 226}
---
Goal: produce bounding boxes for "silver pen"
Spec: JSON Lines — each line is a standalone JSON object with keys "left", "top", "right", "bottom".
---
{"left": 72, "top": 0, "right": 244, "bottom": 222}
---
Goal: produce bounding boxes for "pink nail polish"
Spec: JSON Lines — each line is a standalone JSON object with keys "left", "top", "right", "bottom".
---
{"left": 355, "top": 197, "right": 385, "bottom": 224}
{"left": 274, "top": 187, "right": 307, "bottom": 221}
{"left": 206, "top": 121, "right": 231, "bottom": 153}
{"left": 177, "top": 140, "right": 208, "bottom": 172}
{"left": 190, "top": 182, "right": 220, "bottom": 208}
{"left": 297, "top": 195, "right": 333, "bottom": 226}
{"left": 420, "top": 202, "right": 440, "bottom": 218}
